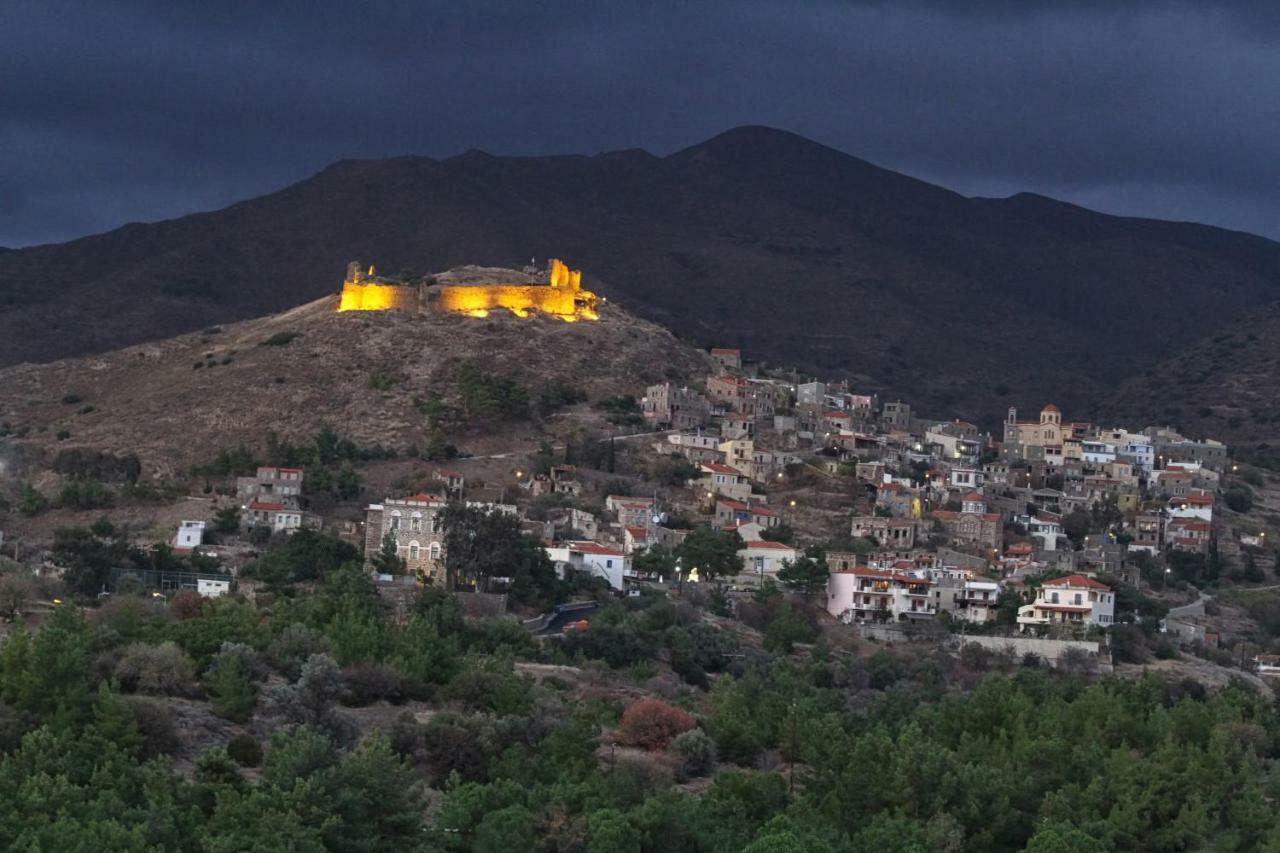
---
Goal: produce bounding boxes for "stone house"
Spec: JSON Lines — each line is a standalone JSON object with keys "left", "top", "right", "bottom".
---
{"left": 695, "top": 462, "right": 753, "bottom": 502}
{"left": 642, "top": 382, "right": 710, "bottom": 430}
{"left": 363, "top": 493, "right": 448, "bottom": 582}
{"left": 236, "top": 466, "right": 304, "bottom": 505}
{"left": 849, "top": 516, "right": 918, "bottom": 549}
{"left": 709, "top": 347, "right": 742, "bottom": 371}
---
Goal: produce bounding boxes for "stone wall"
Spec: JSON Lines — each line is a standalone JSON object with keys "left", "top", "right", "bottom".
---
{"left": 338, "top": 282, "right": 420, "bottom": 312}
{"left": 950, "top": 634, "right": 1112, "bottom": 671}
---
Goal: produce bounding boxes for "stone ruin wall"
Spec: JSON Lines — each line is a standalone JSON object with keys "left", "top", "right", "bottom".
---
{"left": 336, "top": 258, "right": 597, "bottom": 319}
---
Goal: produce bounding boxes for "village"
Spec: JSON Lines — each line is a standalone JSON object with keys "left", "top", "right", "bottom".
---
{"left": 111, "top": 336, "right": 1273, "bottom": 679}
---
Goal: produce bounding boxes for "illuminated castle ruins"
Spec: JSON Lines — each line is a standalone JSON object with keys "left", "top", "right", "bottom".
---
{"left": 337, "top": 258, "right": 599, "bottom": 321}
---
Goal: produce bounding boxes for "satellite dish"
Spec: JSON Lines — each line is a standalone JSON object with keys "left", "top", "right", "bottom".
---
{"left": 652, "top": 515, "right": 662, "bottom": 525}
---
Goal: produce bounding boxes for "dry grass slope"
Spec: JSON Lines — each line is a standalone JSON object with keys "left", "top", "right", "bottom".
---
{"left": 0, "top": 294, "right": 709, "bottom": 475}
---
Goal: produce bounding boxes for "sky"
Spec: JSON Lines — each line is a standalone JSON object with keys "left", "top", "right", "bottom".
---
{"left": 2, "top": 0, "right": 1278, "bottom": 247}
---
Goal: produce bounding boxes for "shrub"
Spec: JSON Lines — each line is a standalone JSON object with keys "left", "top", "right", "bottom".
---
{"left": 226, "top": 733, "right": 263, "bottom": 767}
{"left": 169, "top": 590, "right": 206, "bottom": 621}
{"left": 762, "top": 604, "right": 817, "bottom": 654}
{"left": 1224, "top": 487, "right": 1253, "bottom": 514}
{"left": 341, "top": 662, "right": 407, "bottom": 706}
{"left": 959, "top": 642, "right": 994, "bottom": 672}
{"left": 618, "top": 698, "right": 696, "bottom": 750}
{"left": 61, "top": 392, "right": 83, "bottom": 405}
{"left": 124, "top": 696, "right": 180, "bottom": 758}
{"left": 115, "top": 641, "right": 198, "bottom": 696}
{"left": 259, "top": 331, "right": 300, "bottom": 347}
{"left": 672, "top": 727, "right": 717, "bottom": 778}
{"left": 269, "top": 623, "right": 333, "bottom": 680}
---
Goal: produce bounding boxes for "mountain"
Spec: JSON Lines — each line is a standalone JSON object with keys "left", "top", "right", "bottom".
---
{"left": 3, "top": 126, "right": 1278, "bottom": 433}
{"left": 1107, "top": 304, "right": 1280, "bottom": 451}
{"left": 0, "top": 287, "right": 708, "bottom": 475}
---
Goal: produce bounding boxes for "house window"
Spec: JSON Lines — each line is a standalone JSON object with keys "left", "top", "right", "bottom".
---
{"left": 606, "top": 559, "right": 613, "bottom": 568}
{"left": 410, "top": 514, "right": 422, "bottom": 532}
{"left": 429, "top": 543, "right": 442, "bottom": 561}
{"left": 1073, "top": 593, "right": 1082, "bottom": 605}
{"left": 408, "top": 543, "right": 420, "bottom": 561}
{"left": 389, "top": 513, "right": 401, "bottom": 531}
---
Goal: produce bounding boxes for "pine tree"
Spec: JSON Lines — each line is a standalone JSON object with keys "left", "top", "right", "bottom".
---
{"left": 370, "top": 534, "right": 406, "bottom": 576}
{"left": 208, "top": 653, "right": 257, "bottom": 723}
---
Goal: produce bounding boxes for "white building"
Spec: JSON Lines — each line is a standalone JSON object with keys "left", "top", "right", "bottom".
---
{"left": 545, "top": 542, "right": 629, "bottom": 590}
{"left": 1017, "top": 574, "right": 1114, "bottom": 630}
{"left": 736, "top": 541, "right": 798, "bottom": 585}
{"left": 174, "top": 520, "right": 205, "bottom": 551}
{"left": 197, "top": 577, "right": 231, "bottom": 598}
{"left": 826, "top": 567, "right": 935, "bottom": 622}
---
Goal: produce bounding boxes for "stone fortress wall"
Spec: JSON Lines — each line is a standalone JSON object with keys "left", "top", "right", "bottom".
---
{"left": 337, "top": 258, "right": 598, "bottom": 320}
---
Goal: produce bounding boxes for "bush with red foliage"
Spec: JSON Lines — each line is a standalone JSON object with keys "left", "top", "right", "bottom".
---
{"left": 618, "top": 698, "right": 696, "bottom": 750}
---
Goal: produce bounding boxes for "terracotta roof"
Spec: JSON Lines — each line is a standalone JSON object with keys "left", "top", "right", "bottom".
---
{"left": 710, "top": 347, "right": 741, "bottom": 355}
{"left": 833, "top": 566, "right": 930, "bottom": 584}
{"left": 276, "top": 467, "right": 303, "bottom": 474}
{"left": 718, "top": 498, "right": 750, "bottom": 511}
{"left": 741, "top": 541, "right": 794, "bottom": 551}
{"left": 701, "top": 462, "right": 744, "bottom": 475}
{"left": 1042, "top": 404, "right": 1061, "bottom": 413}
{"left": 399, "top": 493, "right": 445, "bottom": 504}
{"left": 1042, "top": 574, "right": 1111, "bottom": 591}
{"left": 751, "top": 507, "right": 779, "bottom": 517}
{"left": 1031, "top": 604, "right": 1092, "bottom": 612}
{"left": 625, "top": 526, "right": 650, "bottom": 540}
{"left": 566, "top": 541, "right": 626, "bottom": 557}
{"left": 961, "top": 492, "right": 985, "bottom": 503}
{"left": 249, "top": 501, "right": 284, "bottom": 511}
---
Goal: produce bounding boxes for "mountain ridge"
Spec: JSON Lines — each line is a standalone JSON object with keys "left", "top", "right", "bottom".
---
{"left": 2, "top": 125, "right": 1278, "bottom": 436}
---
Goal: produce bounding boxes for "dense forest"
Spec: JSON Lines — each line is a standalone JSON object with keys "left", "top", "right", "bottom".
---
{"left": 1, "top": 525, "right": 1278, "bottom": 851}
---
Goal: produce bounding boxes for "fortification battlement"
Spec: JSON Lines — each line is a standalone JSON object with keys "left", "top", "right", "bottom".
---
{"left": 337, "top": 258, "right": 598, "bottom": 320}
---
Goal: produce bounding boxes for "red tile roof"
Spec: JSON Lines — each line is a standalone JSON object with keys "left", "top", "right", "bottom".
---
{"left": 741, "top": 541, "right": 794, "bottom": 551}
{"left": 710, "top": 347, "right": 741, "bottom": 356}
{"left": 567, "top": 541, "right": 626, "bottom": 557}
{"left": 961, "top": 492, "right": 985, "bottom": 503}
{"left": 701, "top": 462, "right": 744, "bottom": 475}
{"left": 249, "top": 501, "right": 284, "bottom": 511}
{"left": 1042, "top": 574, "right": 1111, "bottom": 591}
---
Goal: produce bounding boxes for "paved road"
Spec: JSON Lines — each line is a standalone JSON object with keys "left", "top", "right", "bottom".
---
{"left": 467, "top": 429, "right": 673, "bottom": 461}
{"left": 1168, "top": 592, "right": 1211, "bottom": 619}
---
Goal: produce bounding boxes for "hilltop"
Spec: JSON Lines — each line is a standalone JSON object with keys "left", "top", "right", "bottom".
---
{"left": 2, "top": 126, "right": 1279, "bottom": 436}
{"left": 0, "top": 284, "right": 709, "bottom": 477}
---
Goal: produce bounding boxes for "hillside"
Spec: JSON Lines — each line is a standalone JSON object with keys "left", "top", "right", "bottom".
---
{"left": 0, "top": 286, "right": 709, "bottom": 477}
{"left": 2, "top": 127, "right": 1279, "bottom": 433}
{"left": 1107, "top": 304, "right": 1280, "bottom": 450}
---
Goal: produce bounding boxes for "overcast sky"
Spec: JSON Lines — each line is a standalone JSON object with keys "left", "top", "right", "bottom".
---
{"left": 3, "top": 0, "right": 1278, "bottom": 247}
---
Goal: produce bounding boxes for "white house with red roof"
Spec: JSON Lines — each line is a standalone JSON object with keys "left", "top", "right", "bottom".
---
{"left": 1017, "top": 574, "right": 1115, "bottom": 630}
{"left": 545, "top": 541, "right": 629, "bottom": 590}
{"left": 1167, "top": 492, "right": 1213, "bottom": 523}
{"left": 826, "top": 566, "right": 935, "bottom": 622}
{"left": 736, "top": 540, "right": 798, "bottom": 585}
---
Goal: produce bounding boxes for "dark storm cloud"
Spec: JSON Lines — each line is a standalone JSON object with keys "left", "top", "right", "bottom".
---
{"left": 2, "top": 0, "right": 1278, "bottom": 246}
